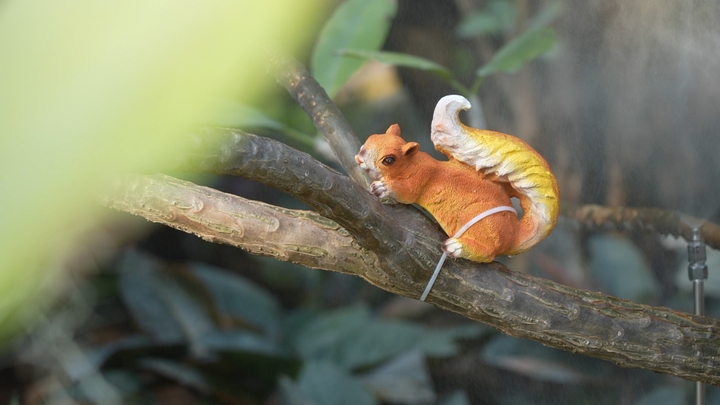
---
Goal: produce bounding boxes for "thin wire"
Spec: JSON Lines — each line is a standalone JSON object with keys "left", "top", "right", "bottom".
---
{"left": 420, "top": 206, "right": 517, "bottom": 302}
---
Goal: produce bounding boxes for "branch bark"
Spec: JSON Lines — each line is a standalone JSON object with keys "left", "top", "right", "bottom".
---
{"left": 563, "top": 204, "right": 720, "bottom": 250}
{"left": 102, "top": 55, "right": 720, "bottom": 387}
{"left": 105, "top": 129, "right": 720, "bottom": 387}
{"left": 100, "top": 173, "right": 367, "bottom": 273}
{"left": 269, "top": 53, "right": 371, "bottom": 189}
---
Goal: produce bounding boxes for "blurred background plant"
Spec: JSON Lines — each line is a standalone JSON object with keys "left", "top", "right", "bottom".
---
{"left": 2, "top": 0, "right": 720, "bottom": 404}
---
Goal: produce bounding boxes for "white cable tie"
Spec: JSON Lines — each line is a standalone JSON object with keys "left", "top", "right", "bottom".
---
{"left": 419, "top": 206, "right": 517, "bottom": 302}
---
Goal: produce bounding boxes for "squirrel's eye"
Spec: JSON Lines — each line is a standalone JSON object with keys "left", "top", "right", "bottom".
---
{"left": 381, "top": 156, "right": 396, "bottom": 166}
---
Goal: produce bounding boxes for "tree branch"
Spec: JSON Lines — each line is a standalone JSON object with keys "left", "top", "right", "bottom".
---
{"left": 100, "top": 173, "right": 367, "bottom": 273}
{"left": 563, "top": 204, "right": 720, "bottom": 249}
{"left": 103, "top": 129, "right": 720, "bottom": 387}
{"left": 269, "top": 53, "right": 371, "bottom": 189}
{"left": 103, "top": 54, "right": 720, "bottom": 386}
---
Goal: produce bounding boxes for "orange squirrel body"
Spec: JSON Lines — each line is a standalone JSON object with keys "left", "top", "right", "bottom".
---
{"left": 356, "top": 95, "right": 559, "bottom": 263}
{"left": 356, "top": 124, "right": 520, "bottom": 262}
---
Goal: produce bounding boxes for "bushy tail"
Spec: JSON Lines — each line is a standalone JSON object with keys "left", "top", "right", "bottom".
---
{"left": 431, "top": 95, "right": 560, "bottom": 254}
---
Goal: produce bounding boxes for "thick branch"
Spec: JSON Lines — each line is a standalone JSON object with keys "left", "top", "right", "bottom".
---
{"left": 103, "top": 54, "right": 720, "bottom": 386}
{"left": 160, "top": 130, "right": 720, "bottom": 386}
{"left": 564, "top": 204, "right": 720, "bottom": 250}
{"left": 269, "top": 54, "right": 371, "bottom": 189}
{"left": 100, "top": 174, "right": 367, "bottom": 273}
{"left": 181, "top": 128, "right": 412, "bottom": 253}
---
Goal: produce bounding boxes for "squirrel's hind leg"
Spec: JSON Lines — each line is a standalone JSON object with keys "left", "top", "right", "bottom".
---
{"left": 442, "top": 237, "right": 496, "bottom": 263}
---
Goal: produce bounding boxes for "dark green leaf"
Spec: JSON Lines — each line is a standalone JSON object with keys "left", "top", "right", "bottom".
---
{"left": 198, "top": 351, "right": 302, "bottom": 399}
{"left": 338, "top": 322, "right": 485, "bottom": 368}
{"left": 297, "top": 361, "right": 377, "bottom": 405}
{"left": 199, "top": 330, "right": 280, "bottom": 356}
{"left": 159, "top": 273, "right": 216, "bottom": 354}
{"left": 139, "top": 358, "right": 209, "bottom": 392}
{"left": 482, "top": 335, "right": 609, "bottom": 384}
{"left": 292, "top": 304, "right": 485, "bottom": 370}
{"left": 358, "top": 351, "right": 435, "bottom": 404}
{"left": 338, "top": 50, "right": 453, "bottom": 81}
{"left": 117, "top": 251, "right": 185, "bottom": 344}
{"left": 528, "top": 1, "right": 564, "bottom": 29}
{"left": 102, "top": 370, "right": 143, "bottom": 396}
{"left": 331, "top": 321, "right": 423, "bottom": 369}
{"left": 440, "top": 391, "right": 471, "bottom": 405}
{"left": 190, "top": 263, "right": 282, "bottom": 337}
{"left": 587, "top": 234, "right": 659, "bottom": 302}
{"left": 476, "top": 27, "right": 556, "bottom": 78}
{"left": 633, "top": 386, "right": 686, "bottom": 405}
{"left": 89, "top": 335, "right": 154, "bottom": 369}
{"left": 292, "top": 304, "right": 371, "bottom": 363}
{"left": 456, "top": 0, "right": 516, "bottom": 38}
{"left": 118, "top": 252, "right": 215, "bottom": 352}
{"left": 415, "top": 324, "right": 486, "bottom": 357}
{"left": 279, "top": 376, "right": 318, "bottom": 405}
{"left": 310, "top": 0, "right": 397, "bottom": 97}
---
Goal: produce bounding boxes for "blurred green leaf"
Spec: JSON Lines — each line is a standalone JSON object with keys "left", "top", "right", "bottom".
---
{"left": 441, "top": 391, "right": 471, "bottom": 405}
{"left": 482, "top": 335, "right": 608, "bottom": 384}
{"left": 197, "top": 349, "right": 301, "bottom": 399}
{"left": 297, "top": 361, "right": 377, "bottom": 405}
{"left": 633, "top": 386, "right": 686, "bottom": 405}
{"left": 292, "top": 304, "right": 370, "bottom": 363}
{"left": 118, "top": 252, "right": 184, "bottom": 344}
{"left": 199, "top": 330, "right": 280, "bottom": 356}
{"left": 212, "top": 101, "right": 286, "bottom": 131}
{"left": 210, "top": 101, "right": 316, "bottom": 145}
{"left": 358, "top": 351, "right": 435, "bottom": 404}
{"left": 90, "top": 335, "right": 154, "bottom": 369}
{"left": 331, "top": 321, "right": 423, "bottom": 369}
{"left": 190, "top": 263, "right": 282, "bottom": 337}
{"left": 587, "top": 235, "right": 659, "bottom": 303}
{"left": 528, "top": 1, "right": 564, "bottom": 29}
{"left": 476, "top": 27, "right": 556, "bottom": 78}
{"left": 338, "top": 50, "right": 453, "bottom": 81}
{"left": 280, "top": 376, "right": 318, "bottom": 405}
{"left": 311, "top": 0, "right": 397, "bottom": 97}
{"left": 103, "top": 370, "right": 143, "bottom": 396}
{"left": 415, "top": 324, "right": 486, "bottom": 357}
{"left": 119, "top": 252, "right": 215, "bottom": 352}
{"left": 0, "top": 0, "right": 323, "bottom": 344}
{"left": 292, "top": 304, "right": 484, "bottom": 370}
{"left": 139, "top": 358, "right": 209, "bottom": 392}
{"left": 456, "top": 0, "right": 516, "bottom": 38}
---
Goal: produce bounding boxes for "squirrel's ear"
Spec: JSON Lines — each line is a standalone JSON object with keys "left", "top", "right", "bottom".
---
{"left": 402, "top": 142, "right": 419, "bottom": 157}
{"left": 386, "top": 124, "right": 401, "bottom": 136}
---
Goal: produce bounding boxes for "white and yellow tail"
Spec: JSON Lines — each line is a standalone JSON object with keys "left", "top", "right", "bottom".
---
{"left": 431, "top": 95, "right": 559, "bottom": 254}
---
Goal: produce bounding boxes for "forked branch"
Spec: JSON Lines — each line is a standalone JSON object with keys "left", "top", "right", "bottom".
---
{"left": 102, "top": 56, "right": 720, "bottom": 386}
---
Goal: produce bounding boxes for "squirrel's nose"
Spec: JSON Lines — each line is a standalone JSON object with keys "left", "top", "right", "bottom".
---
{"left": 355, "top": 149, "right": 366, "bottom": 165}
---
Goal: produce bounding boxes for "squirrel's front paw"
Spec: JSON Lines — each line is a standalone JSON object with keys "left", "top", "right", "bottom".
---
{"left": 442, "top": 238, "right": 463, "bottom": 259}
{"left": 370, "top": 181, "right": 392, "bottom": 199}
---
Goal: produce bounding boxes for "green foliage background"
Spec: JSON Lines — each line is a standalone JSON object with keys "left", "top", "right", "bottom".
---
{"left": 2, "top": 0, "right": 718, "bottom": 404}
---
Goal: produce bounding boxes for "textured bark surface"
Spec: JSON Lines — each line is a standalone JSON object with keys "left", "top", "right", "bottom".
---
{"left": 269, "top": 53, "right": 371, "bottom": 189}
{"left": 101, "top": 55, "right": 720, "bottom": 386}
{"left": 104, "top": 130, "right": 720, "bottom": 386}
{"left": 564, "top": 204, "right": 720, "bottom": 250}
{"left": 100, "top": 173, "right": 367, "bottom": 274}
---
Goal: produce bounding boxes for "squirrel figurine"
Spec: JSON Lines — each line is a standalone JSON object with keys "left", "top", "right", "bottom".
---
{"left": 355, "top": 95, "right": 559, "bottom": 263}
